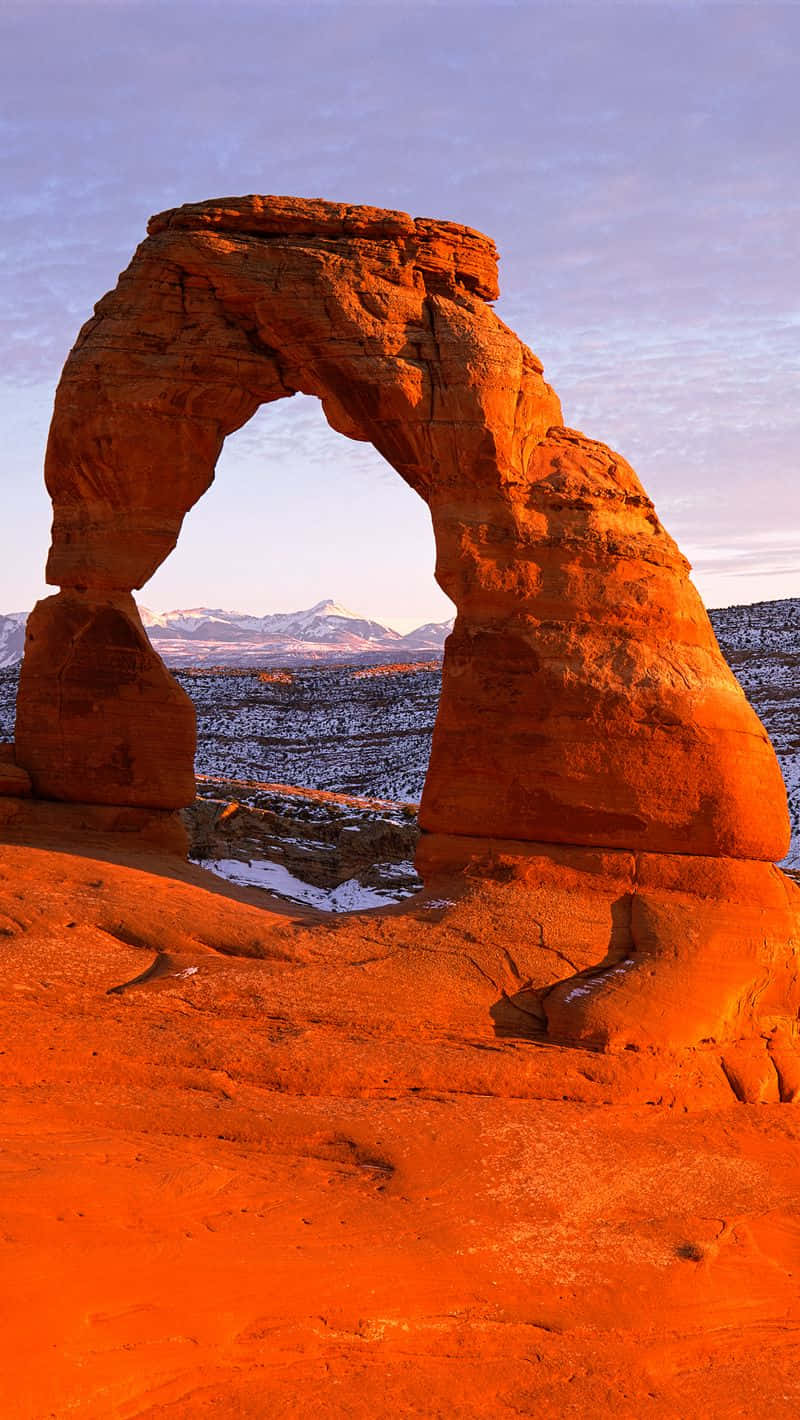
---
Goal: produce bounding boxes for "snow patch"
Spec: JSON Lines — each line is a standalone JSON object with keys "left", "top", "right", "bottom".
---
{"left": 563, "top": 958, "right": 635, "bottom": 1003}
{"left": 197, "top": 857, "right": 419, "bottom": 913}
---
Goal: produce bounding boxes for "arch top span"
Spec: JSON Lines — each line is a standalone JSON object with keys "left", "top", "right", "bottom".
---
{"left": 146, "top": 194, "right": 501, "bottom": 301}
{"left": 45, "top": 193, "right": 545, "bottom": 595}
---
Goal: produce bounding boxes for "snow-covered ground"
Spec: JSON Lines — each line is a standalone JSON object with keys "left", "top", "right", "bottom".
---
{"left": 179, "top": 663, "right": 438, "bottom": 803}
{"left": 0, "top": 614, "right": 26, "bottom": 669}
{"left": 709, "top": 600, "right": 800, "bottom": 870}
{"left": 199, "top": 856, "right": 420, "bottom": 911}
{"left": 0, "top": 671, "right": 16, "bottom": 742}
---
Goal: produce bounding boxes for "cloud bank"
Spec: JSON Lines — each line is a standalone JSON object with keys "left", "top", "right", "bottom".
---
{"left": 1, "top": 1, "right": 797, "bottom": 614}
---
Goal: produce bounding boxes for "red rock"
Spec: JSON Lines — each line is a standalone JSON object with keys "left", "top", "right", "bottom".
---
{"left": 16, "top": 592, "right": 195, "bottom": 809}
{"left": 0, "top": 797, "right": 188, "bottom": 854}
{"left": 420, "top": 427, "right": 789, "bottom": 861}
{"left": 418, "top": 832, "right": 800, "bottom": 1053}
{"left": 1, "top": 837, "right": 800, "bottom": 1416}
{"left": 19, "top": 194, "right": 788, "bottom": 862}
{"left": 541, "top": 849, "right": 800, "bottom": 1054}
{"left": 0, "top": 762, "right": 31, "bottom": 797}
{"left": 5, "top": 198, "right": 800, "bottom": 1410}
{"left": 10, "top": 194, "right": 797, "bottom": 1054}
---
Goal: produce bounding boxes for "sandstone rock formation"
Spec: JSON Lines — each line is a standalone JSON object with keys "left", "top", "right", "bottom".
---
{"left": 0, "top": 743, "right": 31, "bottom": 797}
{"left": 9, "top": 194, "right": 798, "bottom": 1057}
{"left": 418, "top": 834, "right": 800, "bottom": 1069}
{"left": 18, "top": 592, "right": 195, "bottom": 807}
{"left": 4, "top": 838, "right": 800, "bottom": 1417}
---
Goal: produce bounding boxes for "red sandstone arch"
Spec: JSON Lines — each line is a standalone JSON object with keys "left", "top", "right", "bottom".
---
{"left": 14, "top": 195, "right": 789, "bottom": 859}
{"left": 11, "top": 196, "right": 800, "bottom": 1060}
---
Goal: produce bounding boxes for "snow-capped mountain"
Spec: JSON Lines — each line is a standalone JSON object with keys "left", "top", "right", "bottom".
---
{"left": 141, "top": 599, "right": 453, "bottom": 665}
{"left": 0, "top": 614, "right": 26, "bottom": 669}
{"left": 396, "top": 620, "right": 458, "bottom": 655}
{"left": 0, "top": 599, "right": 451, "bottom": 668}
{"left": 140, "top": 599, "right": 409, "bottom": 654}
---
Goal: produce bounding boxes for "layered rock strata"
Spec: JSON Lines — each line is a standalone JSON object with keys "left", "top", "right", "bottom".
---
{"left": 11, "top": 194, "right": 798, "bottom": 1056}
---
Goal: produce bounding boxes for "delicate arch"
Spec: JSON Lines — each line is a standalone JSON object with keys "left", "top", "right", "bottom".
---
{"left": 15, "top": 196, "right": 789, "bottom": 863}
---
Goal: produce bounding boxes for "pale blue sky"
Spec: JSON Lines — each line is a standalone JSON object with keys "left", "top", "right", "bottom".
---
{"left": 2, "top": 0, "right": 798, "bottom": 627}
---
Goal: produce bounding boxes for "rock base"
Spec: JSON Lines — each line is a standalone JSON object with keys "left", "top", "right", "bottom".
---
{"left": 0, "top": 795, "right": 188, "bottom": 857}
{"left": 15, "top": 592, "right": 196, "bottom": 808}
{"left": 3, "top": 836, "right": 800, "bottom": 1415}
{"left": 417, "top": 832, "right": 800, "bottom": 1077}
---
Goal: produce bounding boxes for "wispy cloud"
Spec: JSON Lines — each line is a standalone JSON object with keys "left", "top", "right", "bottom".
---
{"left": 1, "top": 1, "right": 798, "bottom": 613}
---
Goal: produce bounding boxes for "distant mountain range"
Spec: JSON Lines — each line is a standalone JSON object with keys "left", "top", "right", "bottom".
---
{"left": 0, "top": 600, "right": 454, "bottom": 669}
{"left": 0, "top": 614, "right": 26, "bottom": 669}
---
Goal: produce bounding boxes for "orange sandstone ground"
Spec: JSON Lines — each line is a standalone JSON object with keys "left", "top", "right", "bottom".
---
{"left": 2, "top": 833, "right": 800, "bottom": 1419}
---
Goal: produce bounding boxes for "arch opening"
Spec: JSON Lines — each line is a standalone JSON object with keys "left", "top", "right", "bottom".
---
{"left": 142, "top": 391, "right": 454, "bottom": 640}
{"left": 137, "top": 391, "right": 453, "bottom": 910}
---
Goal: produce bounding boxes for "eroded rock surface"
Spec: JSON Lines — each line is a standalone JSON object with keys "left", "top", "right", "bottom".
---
{"left": 15, "top": 194, "right": 788, "bottom": 859}
{"left": 0, "top": 742, "right": 31, "bottom": 797}
{"left": 8, "top": 194, "right": 799, "bottom": 1057}
{"left": 17, "top": 592, "right": 195, "bottom": 808}
{"left": 419, "top": 834, "right": 800, "bottom": 1064}
{"left": 2, "top": 840, "right": 800, "bottom": 1417}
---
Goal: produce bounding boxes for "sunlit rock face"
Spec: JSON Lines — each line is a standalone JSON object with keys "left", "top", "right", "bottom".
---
{"left": 14, "top": 195, "right": 789, "bottom": 860}
{"left": 11, "top": 195, "right": 798, "bottom": 1059}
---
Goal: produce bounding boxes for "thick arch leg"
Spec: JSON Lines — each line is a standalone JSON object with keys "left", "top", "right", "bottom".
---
{"left": 16, "top": 592, "right": 196, "bottom": 809}
{"left": 542, "top": 853, "right": 800, "bottom": 1063}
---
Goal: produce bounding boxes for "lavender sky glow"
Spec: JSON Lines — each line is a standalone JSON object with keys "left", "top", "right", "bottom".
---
{"left": 1, "top": 0, "right": 797, "bottom": 629}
